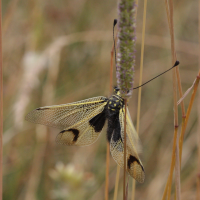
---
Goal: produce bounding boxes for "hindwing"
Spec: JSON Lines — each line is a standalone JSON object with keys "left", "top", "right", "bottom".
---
{"left": 110, "top": 107, "right": 145, "bottom": 183}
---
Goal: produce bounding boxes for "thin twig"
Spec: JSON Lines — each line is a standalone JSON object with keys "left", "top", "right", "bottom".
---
{"left": 165, "top": 0, "right": 185, "bottom": 118}
{"left": 132, "top": 0, "right": 147, "bottom": 199}
{"left": 175, "top": 136, "right": 181, "bottom": 200}
{"left": 0, "top": 0, "right": 3, "bottom": 198}
{"left": 105, "top": 142, "right": 110, "bottom": 200}
{"left": 113, "top": 165, "right": 120, "bottom": 200}
{"left": 162, "top": 0, "right": 180, "bottom": 199}
{"left": 123, "top": 99, "right": 127, "bottom": 200}
{"left": 179, "top": 71, "right": 200, "bottom": 163}
{"left": 197, "top": 1, "right": 200, "bottom": 198}
{"left": 136, "top": 0, "right": 148, "bottom": 136}
{"left": 162, "top": 71, "right": 200, "bottom": 200}
{"left": 166, "top": 127, "right": 178, "bottom": 200}
{"left": 105, "top": 42, "right": 115, "bottom": 200}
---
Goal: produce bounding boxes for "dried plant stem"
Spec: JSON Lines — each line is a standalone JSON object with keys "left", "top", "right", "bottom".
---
{"left": 197, "top": 2, "right": 200, "bottom": 197}
{"left": 105, "top": 142, "right": 110, "bottom": 200}
{"left": 179, "top": 71, "right": 200, "bottom": 161}
{"left": 131, "top": 180, "right": 136, "bottom": 200}
{"left": 166, "top": 127, "right": 178, "bottom": 200}
{"left": 123, "top": 100, "right": 127, "bottom": 200}
{"left": 175, "top": 139, "right": 181, "bottom": 200}
{"left": 162, "top": 71, "right": 200, "bottom": 200}
{"left": 136, "top": 0, "right": 148, "bottom": 137}
{"left": 105, "top": 44, "right": 115, "bottom": 200}
{"left": 0, "top": 0, "right": 2, "bottom": 198}
{"left": 113, "top": 165, "right": 120, "bottom": 200}
{"left": 165, "top": 0, "right": 185, "bottom": 117}
{"left": 163, "top": 0, "right": 181, "bottom": 199}
{"left": 132, "top": 0, "right": 147, "bottom": 199}
{"left": 110, "top": 48, "right": 114, "bottom": 94}
{"left": 197, "top": 176, "right": 200, "bottom": 200}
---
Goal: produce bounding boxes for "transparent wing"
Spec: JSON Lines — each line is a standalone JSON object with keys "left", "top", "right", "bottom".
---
{"left": 26, "top": 96, "right": 108, "bottom": 130}
{"left": 56, "top": 103, "right": 107, "bottom": 146}
{"left": 110, "top": 107, "right": 145, "bottom": 183}
{"left": 26, "top": 96, "right": 108, "bottom": 146}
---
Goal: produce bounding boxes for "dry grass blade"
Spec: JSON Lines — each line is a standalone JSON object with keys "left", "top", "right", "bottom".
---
{"left": 125, "top": 177, "right": 129, "bottom": 200}
{"left": 113, "top": 166, "right": 120, "bottom": 200}
{"left": 197, "top": 1, "right": 200, "bottom": 197}
{"left": 162, "top": 71, "right": 200, "bottom": 200}
{"left": 162, "top": 0, "right": 181, "bottom": 199}
{"left": 177, "top": 78, "right": 197, "bottom": 106}
{"left": 0, "top": 0, "right": 2, "bottom": 198}
{"left": 175, "top": 138, "right": 181, "bottom": 200}
{"left": 132, "top": 0, "right": 148, "bottom": 199}
{"left": 123, "top": 100, "right": 127, "bottom": 200}
{"left": 105, "top": 142, "right": 110, "bottom": 200}
{"left": 105, "top": 42, "right": 115, "bottom": 200}
{"left": 179, "top": 72, "right": 200, "bottom": 163}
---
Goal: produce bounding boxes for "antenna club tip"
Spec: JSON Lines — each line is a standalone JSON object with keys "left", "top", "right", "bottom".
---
{"left": 114, "top": 19, "right": 117, "bottom": 26}
{"left": 174, "top": 60, "right": 180, "bottom": 67}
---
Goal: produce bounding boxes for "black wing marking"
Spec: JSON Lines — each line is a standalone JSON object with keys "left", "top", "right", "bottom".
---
{"left": 110, "top": 108, "right": 145, "bottom": 183}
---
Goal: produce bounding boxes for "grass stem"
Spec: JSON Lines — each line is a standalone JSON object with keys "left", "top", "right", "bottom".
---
{"left": 162, "top": 71, "right": 200, "bottom": 200}
{"left": 105, "top": 142, "right": 110, "bottom": 200}
{"left": 123, "top": 100, "right": 127, "bottom": 200}
{"left": 113, "top": 166, "right": 120, "bottom": 200}
{"left": 0, "top": 0, "right": 3, "bottom": 198}
{"left": 105, "top": 43, "right": 115, "bottom": 200}
{"left": 165, "top": 0, "right": 180, "bottom": 199}
{"left": 132, "top": 0, "right": 147, "bottom": 199}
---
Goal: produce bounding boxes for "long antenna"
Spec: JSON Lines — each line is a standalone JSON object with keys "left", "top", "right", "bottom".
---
{"left": 113, "top": 19, "right": 117, "bottom": 65}
{"left": 132, "top": 60, "right": 180, "bottom": 90}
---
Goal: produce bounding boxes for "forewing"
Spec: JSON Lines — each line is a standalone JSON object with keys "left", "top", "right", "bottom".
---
{"left": 110, "top": 107, "right": 145, "bottom": 183}
{"left": 26, "top": 96, "right": 108, "bottom": 130}
{"left": 56, "top": 104, "right": 107, "bottom": 146}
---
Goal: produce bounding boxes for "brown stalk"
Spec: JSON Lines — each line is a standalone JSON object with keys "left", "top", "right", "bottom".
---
{"left": 165, "top": 127, "right": 178, "bottom": 200}
{"left": 105, "top": 144, "right": 110, "bottom": 200}
{"left": 197, "top": 1, "right": 200, "bottom": 198}
{"left": 179, "top": 73, "right": 200, "bottom": 164}
{"left": 112, "top": 29, "right": 123, "bottom": 200}
{"left": 197, "top": 175, "right": 200, "bottom": 200}
{"left": 162, "top": 0, "right": 181, "bottom": 200}
{"left": 0, "top": 0, "right": 2, "bottom": 198}
{"left": 105, "top": 142, "right": 110, "bottom": 200}
{"left": 105, "top": 43, "right": 115, "bottom": 200}
{"left": 132, "top": 0, "right": 147, "bottom": 199}
{"left": 113, "top": 166, "right": 120, "bottom": 200}
{"left": 123, "top": 99, "right": 127, "bottom": 200}
{"left": 136, "top": 0, "right": 148, "bottom": 138}
{"left": 165, "top": 0, "right": 185, "bottom": 117}
{"left": 175, "top": 137, "right": 181, "bottom": 200}
{"left": 162, "top": 71, "right": 200, "bottom": 200}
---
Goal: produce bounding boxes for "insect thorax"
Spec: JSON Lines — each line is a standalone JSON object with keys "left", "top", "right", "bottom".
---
{"left": 107, "top": 94, "right": 124, "bottom": 113}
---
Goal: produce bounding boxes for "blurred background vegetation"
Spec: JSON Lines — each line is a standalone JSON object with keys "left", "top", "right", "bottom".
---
{"left": 2, "top": 0, "right": 199, "bottom": 199}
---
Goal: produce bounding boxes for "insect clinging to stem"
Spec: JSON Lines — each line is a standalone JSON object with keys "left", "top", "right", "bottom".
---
{"left": 26, "top": 86, "right": 145, "bottom": 183}
{"left": 25, "top": 58, "right": 179, "bottom": 184}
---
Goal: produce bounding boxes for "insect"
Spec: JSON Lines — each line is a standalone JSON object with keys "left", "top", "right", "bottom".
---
{"left": 26, "top": 87, "right": 145, "bottom": 183}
